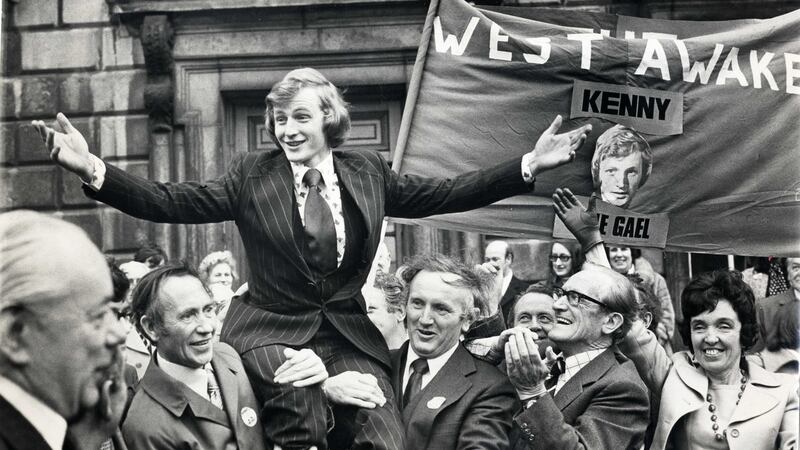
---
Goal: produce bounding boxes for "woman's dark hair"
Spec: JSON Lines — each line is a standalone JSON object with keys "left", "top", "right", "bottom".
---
{"left": 106, "top": 257, "right": 131, "bottom": 303}
{"left": 766, "top": 301, "right": 799, "bottom": 352}
{"left": 134, "top": 244, "right": 167, "bottom": 269}
{"left": 549, "top": 240, "right": 583, "bottom": 287}
{"left": 679, "top": 270, "right": 758, "bottom": 352}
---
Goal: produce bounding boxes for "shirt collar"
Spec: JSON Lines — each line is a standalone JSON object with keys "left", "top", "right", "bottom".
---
{"left": 0, "top": 375, "right": 67, "bottom": 450}
{"left": 404, "top": 341, "right": 460, "bottom": 381}
{"left": 290, "top": 151, "right": 335, "bottom": 188}
{"left": 156, "top": 352, "right": 209, "bottom": 400}
{"left": 562, "top": 348, "right": 605, "bottom": 378}
{"left": 793, "top": 288, "right": 800, "bottom": 301}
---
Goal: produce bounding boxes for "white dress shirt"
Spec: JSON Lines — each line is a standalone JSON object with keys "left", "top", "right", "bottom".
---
{"left": 402, "top": 343, "right": 460, "bottom": 393}
{"left": 0, "top": 375, "right": 67, "bottom": 450}
{"left": 555, "top": 348, "right": 606, "bottom": 394}
{"left": 156, "top": 352, "right": 210, "bottom": 401}
{"left": 290, "top": 152, "right": 346, "bottom": 266}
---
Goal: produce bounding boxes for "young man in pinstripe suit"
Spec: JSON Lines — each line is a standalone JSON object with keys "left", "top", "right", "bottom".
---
{"left": 33, "top": 68, "right": 591, "bottom": 450}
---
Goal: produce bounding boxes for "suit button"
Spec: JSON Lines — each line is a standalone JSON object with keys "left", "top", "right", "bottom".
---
{"left": 522, "top": 422, "right": 529, "bottom": 428}
{"left": 730, "top": 429, "right": 739, "bottom": 438}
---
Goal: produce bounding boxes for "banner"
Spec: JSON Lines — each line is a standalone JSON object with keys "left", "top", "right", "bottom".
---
{"left": 392, "top": 0, "right": 800, "bottom": 256}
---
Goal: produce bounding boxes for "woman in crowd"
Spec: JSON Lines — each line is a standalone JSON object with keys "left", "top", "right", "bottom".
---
{"left": 197, "top": 250, "right": 238, "bottom": 321}
{"left": 621, "top": 269, "right": 798, "bottom": 450}
{"left": 548, "top": 240, "right": 582, "bottom": 288}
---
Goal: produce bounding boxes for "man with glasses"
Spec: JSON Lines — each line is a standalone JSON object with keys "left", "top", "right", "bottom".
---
{"left": 506, "top": 265, "right": 650, "bottom": 449}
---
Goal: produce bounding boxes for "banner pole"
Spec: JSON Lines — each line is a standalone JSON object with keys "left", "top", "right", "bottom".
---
{"left": 391, "top": 0, "right": 441, "bottom": 172}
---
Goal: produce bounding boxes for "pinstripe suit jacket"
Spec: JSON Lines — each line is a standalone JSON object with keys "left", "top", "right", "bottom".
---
{"left": 87, "top": 150, "right": 530, "bottom": 367}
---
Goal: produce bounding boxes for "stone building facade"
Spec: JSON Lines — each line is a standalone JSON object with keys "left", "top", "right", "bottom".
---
{"left": 2, "top": 0, "right": 798, "bottom": 284}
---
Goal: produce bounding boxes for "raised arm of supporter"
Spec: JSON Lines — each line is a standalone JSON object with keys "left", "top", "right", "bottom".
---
{"left": 552, "top": 188, "right": 609, "bottom": 268}
{"left": 32, "top": 113, "right": 95, "bottom": 183}
{"left": 321, "top": 371, "right": 386, "bottom": 409}
{"left": 474, "top": 261, "right": 504, "bottom": 317}
{"left": 522, "top": 116, "right": 592, "bottom": 179}
{"left": 273, "top": 348, "right": 328, "bottom": 387}
{"left": 68, "top": 351, "right": 129, "bottom": 450}
{"left": 617, "top": 318, "right": 672, "bottom": 404}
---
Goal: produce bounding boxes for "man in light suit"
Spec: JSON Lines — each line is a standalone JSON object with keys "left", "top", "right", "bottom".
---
{"left": 392, "top": 254, "right": 519, "bottom": 449}
{"left": 484, "top": 240, "right": 530, "bottom": 325}
{"left": 122, "top": 263, "right": 327, "bottom": 449}
{"left": 0, "top": 211, "right": 127, "bottom": 450}
{"left": 33, "top": 68, "right": 590, "bottom": 450}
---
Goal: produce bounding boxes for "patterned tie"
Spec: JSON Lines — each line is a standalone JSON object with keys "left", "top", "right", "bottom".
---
{"left": 206, "top": 365, "right": 224, "bottom": 410}
{"left": 403, "top": 358, "right": 429, "bottom": 409}
{"left": 545, "top": 357, "right": 566, "bottom": 390}
{"left": 767, "top": 258, "right": 790, "bottom": 296}
{"left": 303, "top": 168, "right": 337, "bottom": 274}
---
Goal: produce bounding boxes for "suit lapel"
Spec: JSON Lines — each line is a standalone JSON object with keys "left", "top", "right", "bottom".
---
{"left": 140, "top": 359, "right": 230, "bottom": 427}
{"left": 332, "top": 153, "right": 380, "bottom": 249}
{"left": 729, "top": 363, "right": 783, "bottom": 424}
{"left": 0, "top": 395, "right": 52, "bottom": 450}
{"left": 250, "top": 152, "right": 311, "bottom": 279}
{"left": 391, "top": 343, "right": 408, "bottom": 404}
{"left": 403, "top": 345, "right": 475, "bottom": 442}
{"left": 213, "top": 354, "right": 241, "bottom": 434}
{"left": 554, "top": 348, "right": 616, "bottom": 411}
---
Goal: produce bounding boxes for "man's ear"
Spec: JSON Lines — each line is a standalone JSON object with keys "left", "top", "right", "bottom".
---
{"left": 393, "top": 306, "right": 406, "bottom": 325}
{"left": 601, "top": 311, "right": 624, "bottom": 336}
{"left": 139, "top": 315, "right": 160, "bottom": 344}
{"left": 642, "top": 312, "right": 653, "bottom": 329}
{"left": 0, "top": 309, "right": 32, "bottom": 365}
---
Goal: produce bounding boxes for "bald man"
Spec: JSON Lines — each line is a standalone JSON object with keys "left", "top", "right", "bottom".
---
{"left": 484, "top": 240, "right": 530, "bottom": 324}
{"left": 0, "top": 211, "right": 127, "bottom": 450}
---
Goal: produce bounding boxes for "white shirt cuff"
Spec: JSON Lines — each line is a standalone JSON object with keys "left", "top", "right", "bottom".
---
{"left": 521, "top": 153, "right": 535, "bottom": 183}
{"left": 82, "top": 153, "right": 106, "bottom": 191}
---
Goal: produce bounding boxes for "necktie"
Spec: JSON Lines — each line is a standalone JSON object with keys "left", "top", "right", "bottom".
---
{"left": 545, "top": 357, "right": 565, "bottom": 390}
{"left": 302, "top": 168, "right": 337, "bottom": 274}
{"left": 206, "top": 365, "right": 224, "bottom": 410}
{"left": 767, "top": 258, "right": 790, "bottom": 296}
{"left": 403, "top": 358, "right": 429, "bottom": 409}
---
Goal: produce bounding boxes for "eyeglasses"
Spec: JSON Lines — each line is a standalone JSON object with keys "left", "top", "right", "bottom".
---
{"left": 552, "top": 287, "right": 606, "bottom": 308}
{"left": 550, "top": 254, "right": 572, "bottom": 263}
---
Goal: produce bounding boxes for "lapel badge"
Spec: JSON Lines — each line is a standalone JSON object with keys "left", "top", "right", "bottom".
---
{"left": 427, "top": 396, "right": 446, "bottom": 410}
{"left": 241, "top": 407, "right": 258, "bottom": 427}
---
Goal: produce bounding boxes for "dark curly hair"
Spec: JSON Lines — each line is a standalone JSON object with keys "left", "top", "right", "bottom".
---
{"left": 679, "top": 270, "right": 758, "bottom": 353}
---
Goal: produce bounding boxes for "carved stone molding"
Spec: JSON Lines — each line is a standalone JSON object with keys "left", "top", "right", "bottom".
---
{"left": 141, "top": 15, "right": 174, "bottom": 131}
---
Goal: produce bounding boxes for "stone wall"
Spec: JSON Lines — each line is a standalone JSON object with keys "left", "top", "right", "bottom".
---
{"left": 1, "top": 0, "right": 152, "bottom": 256}
{"left": 2, "top": 0, "right": 798, "bottom": 261}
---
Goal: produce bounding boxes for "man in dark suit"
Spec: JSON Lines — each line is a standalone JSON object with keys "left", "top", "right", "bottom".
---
{"left": 392, "top": 254, "right": 518, "bottom": 449}
{"left": 33, "top": 68, "right": 591, "bottom": 450}
{"left": 123, "top": 264, "right": 327, "bottom": 449}
{"left": 485, "top": 240, "right": 531, "bottom": 324}
{"left": 755, "top": 257, "right": 799, "bottom": 352}
{"left": 506, "top": 263, "right": 650, "bottom": 449}
{"left": 0, "top": 211, "right": 127, "bottom": 450}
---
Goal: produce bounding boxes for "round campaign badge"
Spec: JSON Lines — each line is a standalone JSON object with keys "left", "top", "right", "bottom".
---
{"left": 241, "top": 407, "right": 258, "bottom": 427}
{"left": 426, "top": 396, "right": 446, "bottom": 410}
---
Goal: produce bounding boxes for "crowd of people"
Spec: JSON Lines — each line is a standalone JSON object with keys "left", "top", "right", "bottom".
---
{"left": 0, "top": 67, "right": 796, "bottom": 450}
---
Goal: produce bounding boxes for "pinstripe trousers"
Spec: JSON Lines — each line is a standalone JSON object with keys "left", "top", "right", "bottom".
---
{"left": 241, "top": 319, "right": 405, "bottom": 450}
